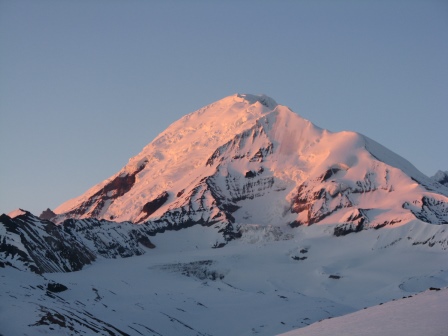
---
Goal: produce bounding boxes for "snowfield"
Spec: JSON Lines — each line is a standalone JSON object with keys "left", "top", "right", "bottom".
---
{"left": 1, "top": 222, "right": 447, "bottom": 335}
{"left": 279, "top": 288, "right": 448, "bottom": 336}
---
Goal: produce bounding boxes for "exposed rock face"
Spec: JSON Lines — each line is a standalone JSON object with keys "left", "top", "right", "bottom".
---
{"left": 39, "top": 208, "right": 56, "bottom": 221}
{"left": 403, "top": 196, "right": 448, "bottom": 224}
{"left": 138, "top": 191, "right": 170, "bottom": 222}
{"left": 47, "top": 282, "right": 68, "bottom": 293}
{"left": 0, "top": 208, "right": 243, "bottom": 274}
{"left": 0, "top": 212, "right": 95, "bottom": 274}
{"left": 0, "top": 211, "right": 159, "bottom": 274}
{"left": 55, "top": 159, "right": 148, "bottom": 222}
{"left": 432, "top": 170, "right": 448, "bottom": 188}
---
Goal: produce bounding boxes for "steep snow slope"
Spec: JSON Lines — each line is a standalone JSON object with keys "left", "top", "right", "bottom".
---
{"left": 52, "top": 94, "right": 448, "bottom": 231}
{"left": 279, "top": 288, "right": 448, "bottom": 336}
{"left": 54, "top": 94, "right": 278, "bottom": 223}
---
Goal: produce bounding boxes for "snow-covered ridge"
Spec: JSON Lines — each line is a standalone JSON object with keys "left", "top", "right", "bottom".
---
{"left": 7, "top": 208, "right": 27, "bottom": 218}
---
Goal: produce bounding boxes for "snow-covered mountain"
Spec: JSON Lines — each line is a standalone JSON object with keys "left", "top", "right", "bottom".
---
{"left": 52, "top": 93, "right": 448, "bottom": 232}
{"left": 1, "top": 94, "right": 448, "bottom": 335}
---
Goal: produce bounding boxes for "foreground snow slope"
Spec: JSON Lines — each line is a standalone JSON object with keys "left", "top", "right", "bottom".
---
{"left": 279, "top": 288, "right": 448, "bottom": 336}
{"left": 52, "top": 94, "right": 448, "bottom": 230}
{"left": 1, "top": 222, "right": 447, "bottom": 336}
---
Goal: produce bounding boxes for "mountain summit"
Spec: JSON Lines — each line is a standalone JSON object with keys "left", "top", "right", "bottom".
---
{"left": 52, "top": 94, "right": 448, "bottom": 231}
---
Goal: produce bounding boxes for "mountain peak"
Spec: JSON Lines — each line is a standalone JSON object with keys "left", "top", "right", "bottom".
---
{"left": 7, "top": 208, "right": 28, "bottom": 218}
{"left": 234, "top": 93, "right": 278, "bottom": 109}
{"left": 432, "top": 170, "right": 448, "bottom": 187}
{"left": 53, "top": 94, "right": 448, "bottom": 228}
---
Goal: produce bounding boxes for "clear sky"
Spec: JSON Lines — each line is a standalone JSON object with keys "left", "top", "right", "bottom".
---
{"left": 1, "top": 0, "right": 447, "bottom": 215}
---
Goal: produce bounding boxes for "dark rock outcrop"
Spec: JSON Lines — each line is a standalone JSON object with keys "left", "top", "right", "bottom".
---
{"left": 47, "top": 282, "right": 68, "bottom": 293}
{"left": 0, "top": 213, "right": 96, "bottom": 274}
{"left": 139, "top": 191, "right": 170, "bottom": 221}
{"left": 403, "top": 196, "right": 448, "bottom": 225}
{"left": 39, "top": 208, "right": 57, "bottom": 221}
{"left": 57, "top": 159, "right": 148, "bottom": 221}
{"left": 431, "top": 170, "right": 448, "bottom": 188}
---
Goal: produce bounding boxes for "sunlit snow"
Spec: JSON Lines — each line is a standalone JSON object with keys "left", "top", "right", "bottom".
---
{"left": 53, "top": 94, "right": 448, "bottom": 230}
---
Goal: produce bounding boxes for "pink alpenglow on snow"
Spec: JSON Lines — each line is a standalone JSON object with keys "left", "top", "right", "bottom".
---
{"left": 52, "top": 94, "right": 448, "bottom": 232}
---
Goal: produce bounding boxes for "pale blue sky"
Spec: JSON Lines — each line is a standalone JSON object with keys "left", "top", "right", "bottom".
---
{"left": 1, "top": 0, "right": 447, "bottom": 215}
